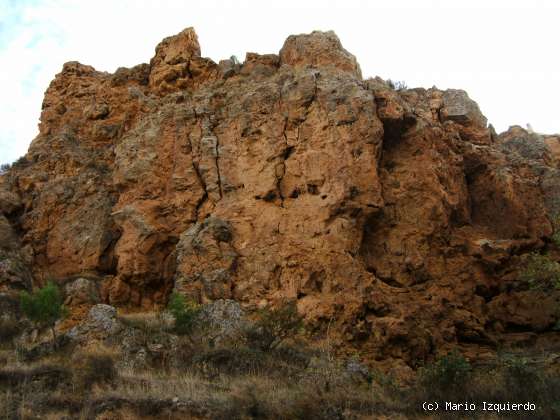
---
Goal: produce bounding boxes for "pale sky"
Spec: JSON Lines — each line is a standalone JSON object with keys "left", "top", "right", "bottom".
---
{"left": 1, "top": 0, "right": 559, "bottom": 164}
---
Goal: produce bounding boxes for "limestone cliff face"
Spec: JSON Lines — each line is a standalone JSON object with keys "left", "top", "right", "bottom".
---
{"left": 2, "top": 27, "right": 560, "bottom": 370}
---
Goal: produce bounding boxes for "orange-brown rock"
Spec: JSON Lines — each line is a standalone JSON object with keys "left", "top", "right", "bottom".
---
{"left": 2, "top": 27, "right": 560, "bottom": 370}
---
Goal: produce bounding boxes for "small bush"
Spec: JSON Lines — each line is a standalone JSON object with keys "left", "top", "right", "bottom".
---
{"left": 405, "top": 352, "right": 560, "bottom": 417}
{"left": 20, "top": 281, "right": 67, "bottom": 343}
{"left": 11, "top": 156, "right": 28, "bottom": 169}
{"left": 419, "top": 351, "right": 471, "bottom": 393}
{"left": 386, "top": 79, "right": 407, "bottom": 91}
{"left": 499, "top": 354, "right": 543, "bottom": 398}
{"left": 519, "top": 252, "right": 560, "bottom": 290}
{"left": 0, "top": 163, "right": 10, "bottom": 174}
{"left": 166, "top": 293, "right": 201, "bottom": 336}
{"left": 245, "top": 301, "right": 303, "bottom": 352}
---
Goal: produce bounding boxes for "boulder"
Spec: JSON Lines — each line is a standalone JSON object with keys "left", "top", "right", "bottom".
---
{"left": 67, "top": 304, "right": 122, "bottom": 341}
{"left": 280, "top": 30, "right": 362, "bottom": 78}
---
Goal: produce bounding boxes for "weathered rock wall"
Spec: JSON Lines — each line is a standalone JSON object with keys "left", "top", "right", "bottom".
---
{"left": 2, "top": 27, "right": 559, "bottom": 371}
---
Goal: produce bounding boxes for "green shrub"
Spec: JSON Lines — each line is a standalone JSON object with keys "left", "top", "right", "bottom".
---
{"left": 245, "top": 301, "right": 303, "bottom": 352}
{"left": 166, "top": 292, "right": 201, "bottom": 336}
{"left": 499, "top": 355, "right": 542, "bottom": 397}
{"left": 19, "top": 281, "right": 67, "bottom": 344}
{"left": 11, "top": 156, "right": 28, "bottom": 169}
{"left": 519, "top": 252, "right": 560, "bottom": 290}
{"left": 492, "top": 354, "right": 560, "bottom": 417}
{"left": 420, "top": 351, "right": 471, "bottom": 392}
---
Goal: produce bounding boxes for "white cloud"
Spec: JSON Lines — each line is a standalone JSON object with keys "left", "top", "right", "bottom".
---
{"left": 1, "top": 0, "right": 559, "bottom": 164}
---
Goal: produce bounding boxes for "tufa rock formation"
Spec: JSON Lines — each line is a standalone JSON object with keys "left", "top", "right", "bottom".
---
{"left": 2, "top": 27, "right": 560, "bottom": 372}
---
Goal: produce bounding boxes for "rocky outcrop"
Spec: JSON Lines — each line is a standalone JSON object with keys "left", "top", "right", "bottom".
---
{"left": 279, "top": 30, "right": 362, "bottom": 78}
{"left": 67, "top": 304, "right": 122, "bottom": 342}
{"left": 0, "top": 183, "right": 31, "bottom": 296}
{"left": 2, "top": 27, "right": 560, "bottom": 370}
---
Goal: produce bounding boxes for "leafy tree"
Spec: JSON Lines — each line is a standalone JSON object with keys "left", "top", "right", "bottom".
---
{"left": 167, "top": 292, "right": 201, "bottom": 336}
{"left": 20, "top": 281, "right": 67, "bottom": 344}
{"left": 246, "top": 301, "right": 304, "bottom": 351}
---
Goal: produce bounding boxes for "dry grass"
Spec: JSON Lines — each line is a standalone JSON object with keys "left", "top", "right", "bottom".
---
{"left": 0, "top": 318, "right": 20, "bottom": 343}
{"left": 117, "top": 311, "right": 173, "bottom": 331}
{"left": 71, "top": 347, "right": 118, "bottom": 389}
{"left": 2, "top": 307, "right": 560, "bottom": 419}
{"left": 94, "top": 363, "right": 383, "bottom": 419}
{"left": 2, "top": 344, "right": 559, "bottom": 419}
{"left": 110, "top": 369, "right": 227, "bottom": 402}
{"left": 404, "top": 351, "right": 560, "bottom": 419}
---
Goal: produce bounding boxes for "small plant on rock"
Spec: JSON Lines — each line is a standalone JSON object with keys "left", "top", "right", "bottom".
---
{"left": 386, "top": 79, "right": 408, "bottom": 91}
{"left": 19, "top": 281, "right": 67, "bottom": 346}
{"left": 519, "top": 252, "right": 560, "bottom": 290}
{"left": 11, "top": 156, "right": 28, "bottom": 169}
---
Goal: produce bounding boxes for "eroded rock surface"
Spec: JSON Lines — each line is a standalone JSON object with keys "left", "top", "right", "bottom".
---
{"left": 2, "top": 27, "right": 560, "bottom": 370}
